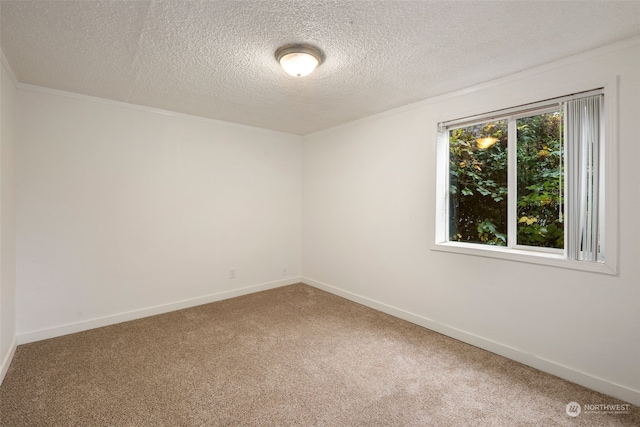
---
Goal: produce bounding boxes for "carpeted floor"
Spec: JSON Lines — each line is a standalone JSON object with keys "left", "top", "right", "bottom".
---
{"left": 1, "top": 283, "right": 638, "bottom": 426}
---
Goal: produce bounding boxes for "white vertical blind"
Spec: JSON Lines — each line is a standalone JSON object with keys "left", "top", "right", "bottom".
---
{"left": 565, "top": 95, "right": 604, "bottom": 262}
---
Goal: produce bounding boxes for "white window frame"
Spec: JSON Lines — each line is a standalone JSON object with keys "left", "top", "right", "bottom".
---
{"left": 433, "top": 80, "right": 619, "bottom": 275}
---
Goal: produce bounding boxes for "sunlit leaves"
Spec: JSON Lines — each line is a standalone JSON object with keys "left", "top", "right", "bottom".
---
{"left": 449, "top": 120, "right": 508, "bottom": 245}
{"left": 516, "top": 112, "right": 564, "bottom": 248}
{"left": 449, "top": 111, "right": 564, "bottom": 249}
{"left": 519, "top": 216, "right": 538, "bottom": 225}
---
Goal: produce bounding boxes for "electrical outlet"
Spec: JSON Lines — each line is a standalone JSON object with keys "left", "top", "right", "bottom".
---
{"left": 282, "top": 266, "right": 287, "bottom": 276}
{"left": 229, "top": 269, "right": 236, "bottom": 279}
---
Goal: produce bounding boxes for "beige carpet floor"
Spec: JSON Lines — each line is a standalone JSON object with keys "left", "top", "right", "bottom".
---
{"left": 0, "top": 283, "right": 638, "bottom": 426}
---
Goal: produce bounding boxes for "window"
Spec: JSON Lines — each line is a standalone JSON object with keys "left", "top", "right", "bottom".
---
{"left": 435, "top": 88, "right": 618, "bottom": 274}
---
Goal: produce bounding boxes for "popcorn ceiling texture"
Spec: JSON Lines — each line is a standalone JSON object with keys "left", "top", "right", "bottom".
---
{"left": 1, "top": 1, "right": 640, "bottom": 135}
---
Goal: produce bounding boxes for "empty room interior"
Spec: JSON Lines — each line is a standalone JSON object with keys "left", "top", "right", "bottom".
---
{"left": 1, "top": 1, "right": 640, "bottom": 425}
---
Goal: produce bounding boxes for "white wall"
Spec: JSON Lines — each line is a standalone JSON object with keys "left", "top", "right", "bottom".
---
{"left": 7, "top": 34, "right": 639, "bottom": 405}
{"left": 0, "top": 57, "right": 17, "bottom": 384}
{"left": 16, "top": 88, "right": 302, "bottom": 342}
{"left": 303, "top": 40, "right": 640, "bottom": 405}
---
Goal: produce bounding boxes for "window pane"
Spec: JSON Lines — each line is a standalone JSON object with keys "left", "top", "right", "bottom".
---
{"left": 516, "top": 111, "right": 564, "bottom": 248}
{"left": 449, "top": 120, "right": 508, "bottom": 245}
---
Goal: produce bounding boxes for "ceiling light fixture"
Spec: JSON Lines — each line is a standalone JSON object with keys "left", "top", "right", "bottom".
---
{"left": 275, "top": 44, "right": 324, "bottom": 77}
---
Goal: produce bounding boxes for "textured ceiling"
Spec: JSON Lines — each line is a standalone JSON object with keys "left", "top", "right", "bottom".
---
{"left": 2, "top": 1, "right": 640, "bottom": 135}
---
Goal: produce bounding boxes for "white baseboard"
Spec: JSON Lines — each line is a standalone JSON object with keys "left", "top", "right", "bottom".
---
{"left": 17, "top": 277, "right": 301, "bottom": 345}
{"left": 302, "top": 276, "right": 640, "bottom": 407}
{"left": 0, "top": 336, "right": 17, "bottom": 386}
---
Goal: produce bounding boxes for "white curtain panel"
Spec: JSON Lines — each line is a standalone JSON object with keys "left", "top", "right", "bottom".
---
{"left": 565, "top": 95, "right": 604, "bottom": 262}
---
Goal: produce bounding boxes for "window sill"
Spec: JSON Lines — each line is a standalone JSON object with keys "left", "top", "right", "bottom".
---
{"left": 432, "top": 241, "right": 617, "bottom": 275}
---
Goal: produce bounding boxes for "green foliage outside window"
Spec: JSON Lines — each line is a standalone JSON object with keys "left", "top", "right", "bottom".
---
{"left": 516, "top": 112, "right": 564, "bottom": 248}
{"left": 449, "top": 120, "right": 508, "bottom": 245}
{"left": 449, "top": 111, "right": 564, "bottom": 248}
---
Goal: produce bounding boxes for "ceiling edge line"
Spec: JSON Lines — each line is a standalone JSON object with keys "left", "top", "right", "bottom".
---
{"left": 0, "top": 49, "right": 19, "bottom": 87}
{"left": 16, "top": 83, "right": 302, "bottom": 138}
{"left": 304, "top": 35, "right": 640, "bottom": 139}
